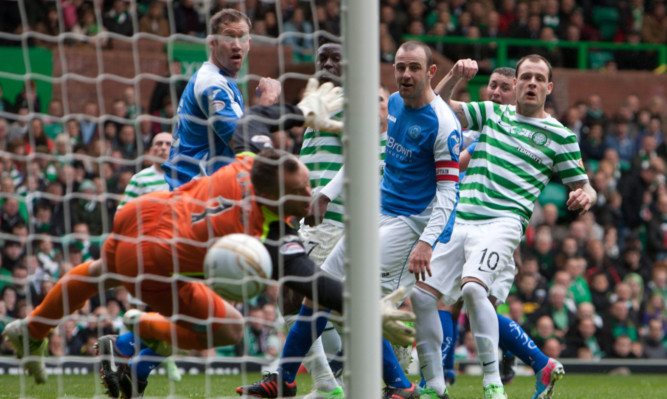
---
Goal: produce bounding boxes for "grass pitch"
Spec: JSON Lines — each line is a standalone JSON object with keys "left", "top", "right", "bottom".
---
{"left": 0, "top": 372, "right": 665, "bottom": 398}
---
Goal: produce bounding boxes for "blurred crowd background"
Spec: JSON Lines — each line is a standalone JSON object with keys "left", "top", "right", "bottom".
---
{"left": 0, "top": 0, "right": 666, "bottom": 365}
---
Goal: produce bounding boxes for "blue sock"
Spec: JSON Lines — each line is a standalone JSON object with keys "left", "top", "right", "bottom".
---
{"left": 497, "top": 314, "right": 549, "bottom": 372}
{"left": 279, "top": 305, "right": 330, "bottom": 383}
{"left": 382, "top": 339, "right": 411, "bottom": 389}
{"left": 116, "top": 332, "right": 138, "bottom": 357}
{"left": 439, "top": 310, "right": 454, "bottom": 366}
{"left": 129, "top": 347, "right": 162, "bottom": 382}
{"left": 444, "top": 318, "right": 458, "bottom": 376}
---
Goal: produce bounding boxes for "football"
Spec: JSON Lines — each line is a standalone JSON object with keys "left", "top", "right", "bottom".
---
{"left": 204, "top": 234, "right": 273, "bottom": 302}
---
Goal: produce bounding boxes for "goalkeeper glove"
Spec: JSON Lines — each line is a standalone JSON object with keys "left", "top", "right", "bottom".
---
{"left": 380, "top": 287, "right": 416, "bottom": 347}
{"left": 297, "top": 78, "right": 344, "bottom": 133}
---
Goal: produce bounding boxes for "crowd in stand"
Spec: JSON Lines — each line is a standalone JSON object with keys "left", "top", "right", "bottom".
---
{"left": 380, "top": 0, "right": 667, "bottom": 70}
{"left": 1, "top": 1, "right": 666, "bottom": 68}
{"left": 0, "top": 0, "right": 666, "bottom": 365}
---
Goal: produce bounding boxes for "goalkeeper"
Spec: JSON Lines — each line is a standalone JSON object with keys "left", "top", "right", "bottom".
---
{"left": 3, "top": 82, "right": 415, "bottom": 398}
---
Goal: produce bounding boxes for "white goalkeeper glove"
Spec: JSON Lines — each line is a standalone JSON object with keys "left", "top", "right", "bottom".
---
{"left": 380, "top": 287, "right": 416, "bottom": 347}
{"left": 297, "top": 78, "right": 344, "bottom": 133}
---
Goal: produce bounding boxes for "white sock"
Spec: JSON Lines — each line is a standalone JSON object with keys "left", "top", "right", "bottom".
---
{"left": 461, "top": 282, "right": 501, "bottom": 388}
{"left": 285, "top": 315, "right": 338, "bottom": 392}
{"left": 321, "top": 321, "right": 342, "bottom": 359}
{"left": 411, "top": 287, "right": 447, "bottom": 395}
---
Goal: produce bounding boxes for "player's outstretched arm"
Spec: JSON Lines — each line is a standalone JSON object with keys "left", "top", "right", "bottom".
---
{"left": 232, "top": 79, "right": 343, "bottom": 153}
{"left": 297, "top": 78, "right": 344, "bottom": 133}
{"left": 566, "top": 180, "right": 597, "bottom": 215}
{"left": 435, "top": 58, "right": 478, "bottom": 129}
{"left": 256, "top": 77, "right": 282, "bottom": 106}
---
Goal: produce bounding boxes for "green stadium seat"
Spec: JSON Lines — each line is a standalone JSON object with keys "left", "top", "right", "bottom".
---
{"left": 589, "top": 50, "right": 615, "bottom": 70}
{"left": 538, "top": 182, "right": 569, "bottom": 218}
{"left": 592, "top": 6, "right": 620, "bottom": 41}
{"left": 586, "top": 159, "right": 600, "bottom": 174}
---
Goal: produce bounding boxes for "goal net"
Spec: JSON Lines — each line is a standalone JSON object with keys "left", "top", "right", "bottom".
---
{"left": 0, "top": 0, "right": 380, "bottom": 397}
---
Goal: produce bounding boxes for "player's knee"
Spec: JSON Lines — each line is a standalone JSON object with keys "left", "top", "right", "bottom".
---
{"left": 461, "top": 281, "right": 488, "bottom": 304}
{"left": 451, "top": 299, "right": 464, "bottom": 319}
{"left": 228, "top": 322, "right": 244, "bottom": 344}
{"left": 410, "top": 286, "right": 439, "bottom": 314}
{"left": 212, "top": 322, "right": 244, "bottom": 346}
{"left": 211, "top": 305, "right": 244, "bottom": 346}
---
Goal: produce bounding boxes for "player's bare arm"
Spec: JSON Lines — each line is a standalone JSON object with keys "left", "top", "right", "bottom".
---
{"left": 409, "top": 240, "right": 433, "bottom": 282}
{"left": 566, "top": 180, "right": 597, "bottom": 214}
{"left": 459, "top": 149, "right": 472, "bottom": 172}
{"left": 434, "top": 58, "right": 478, "bottom": 130}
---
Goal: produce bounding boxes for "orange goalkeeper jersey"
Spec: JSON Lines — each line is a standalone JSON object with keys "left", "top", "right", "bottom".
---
{"left": 108, "top": 154, "right": 267, "bottom": 276}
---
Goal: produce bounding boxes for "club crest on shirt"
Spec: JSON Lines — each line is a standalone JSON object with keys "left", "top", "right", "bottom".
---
{"left": 407, "top": 125, "right": 421, "bottom": 140}
{"left": 531, "top": 131, "right": 549, "bottom": 147}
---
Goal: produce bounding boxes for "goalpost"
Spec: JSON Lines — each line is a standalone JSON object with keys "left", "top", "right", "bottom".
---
{"left": 0, "top": 0, "right": 384, "bottom": 396}
{"left": 341, "top": 0, "right": 381, "bottom": 398}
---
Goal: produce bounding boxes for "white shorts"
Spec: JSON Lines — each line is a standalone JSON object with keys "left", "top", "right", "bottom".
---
{"left": 300, "top": 223, "right": 345, "bottom": 267}
{"left": 320, "top": 234, "right": 346, "bottom": 280}
{"left": 321, "top": 214, "right": 422, "bottom": 301}
{"left": 377, "top": 214, "right": 420, "bottom": 298}
{"left": 426, "top": 218, "right": 522, "bottom": 306}
{"left": 488, "top": 259, "right": 516, "bottom": 306}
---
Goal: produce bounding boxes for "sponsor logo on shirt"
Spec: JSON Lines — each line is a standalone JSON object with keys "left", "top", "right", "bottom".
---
{"left": 516, "top": 145, "right": 542, "bottom": 164}
{"left": 280, "top": 237, "right": 305, "bottom": 255}
{"left": 497, "top": 120, "right": 510, "bottom": 131}
{"left": 386, "top": 136, "right": 413, "bottom": 161}
{"left": 211, "top": 100, "right": 226, "bottom": 113}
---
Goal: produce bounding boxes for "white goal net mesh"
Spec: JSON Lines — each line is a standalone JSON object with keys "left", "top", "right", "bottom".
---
{"left": 0, "top": 0, "right": 354, "bottom": 397}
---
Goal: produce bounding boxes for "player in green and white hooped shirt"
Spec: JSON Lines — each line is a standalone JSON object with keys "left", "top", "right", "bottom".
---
{"left": 412, "top": 55, "right": 596, "bottom": 399}
{"left": 423, "top": 67, "right": 569, "bottom": 399}
{"left": 289, "top": 42, "right": 346, "bottom": 398}
{"left": 117, "top": 132, "right": 172, "bottom": 210}
{"left": 299, "top": 43, "right": 346, "bottom": 264}
{"left": 318, "top": 83, "right": 390, "bottom": 203}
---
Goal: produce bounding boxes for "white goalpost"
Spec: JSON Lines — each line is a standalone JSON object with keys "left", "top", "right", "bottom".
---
{"left": 0, "top": 0, "right": 385, "bottom": 396}
{"left": 341, "top": 0, "right": 382, "bottom": 397}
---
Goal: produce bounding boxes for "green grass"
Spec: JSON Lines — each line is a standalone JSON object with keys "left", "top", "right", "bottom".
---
{"left": 1, "top": 372, "right": 666, "bottom": 398}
